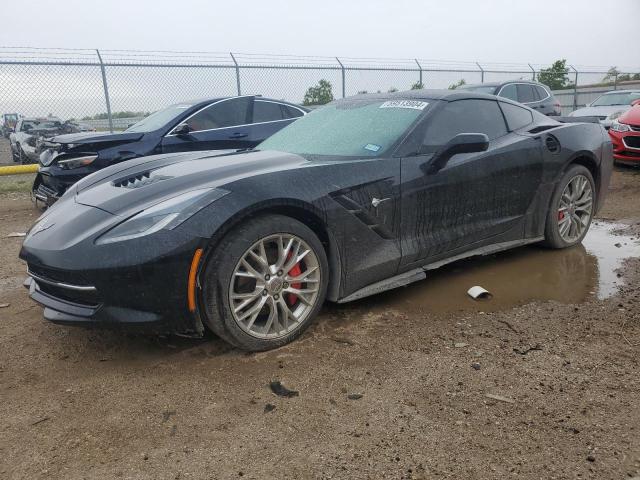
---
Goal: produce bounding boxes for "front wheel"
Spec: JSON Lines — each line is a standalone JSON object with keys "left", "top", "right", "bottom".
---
{"left": 543, "top": 164, "right": 595, "bottom": 249}
{"left": 201, "top": 214, "right": 328, "bottom": 351}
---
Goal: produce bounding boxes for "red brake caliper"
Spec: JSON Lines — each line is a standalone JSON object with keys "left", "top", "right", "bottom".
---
{"left": 286, "top": 253, "right": 302, "bottom": 306}
{"left": 558, "top": 211, "right": 565, "bottom": 221}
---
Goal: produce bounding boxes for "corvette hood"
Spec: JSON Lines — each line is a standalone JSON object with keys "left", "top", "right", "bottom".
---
{"left": 51, "top": 131, "right": 144, "bottom": 144}
{"left": 74, "top": 149, "right": 308, "bottom": 215}
{"left": 570, "top": 105, "right": 630, "bottom": 119}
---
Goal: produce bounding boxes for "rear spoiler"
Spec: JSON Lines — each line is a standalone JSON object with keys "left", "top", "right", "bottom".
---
{"left": 553, "top": 116, "right": 601, "bottom": 124}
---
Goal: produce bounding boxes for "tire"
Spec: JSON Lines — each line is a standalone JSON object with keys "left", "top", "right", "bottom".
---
{"left": 201, "top": 214, "right": 329, "bottom": 351}
{"left": 543, "top": 164, "right": 595, "bottom": 249}
{"left": 12, "top": 144, "right": 20, "bottom": 163}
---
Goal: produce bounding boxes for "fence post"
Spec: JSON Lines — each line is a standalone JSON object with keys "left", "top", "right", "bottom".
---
{"left": 95, "top": 49, "right": 113, "bottom": 133}
{"left": 336, "top": 57, "right": 346, "bottom": 98}
{"left": 528, "top": 63, "right": 536, "bottom": 81}
{"left": 415, "top": 59, "right": 423, "bottom": 87}
{"left": 570, "top": 65, "right": 579, "bottom": 110}
{"left": 614, "top": 73, "right": 618, "bottom": 90}
{"left": 230, "top": 52, "right": 241, "bottom": 96}
{"left": 476, "top": 62, "right": 484, "bottom": 83}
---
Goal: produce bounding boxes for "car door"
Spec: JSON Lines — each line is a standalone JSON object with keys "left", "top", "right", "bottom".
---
{"left": 160, "top": 96, "right": 254, "bottom": 153}
{"left": 399, "top": 98, "right": 544, "bottom": 267}
{"left": 247, "top": 100, "right": 306, "bottom": 146}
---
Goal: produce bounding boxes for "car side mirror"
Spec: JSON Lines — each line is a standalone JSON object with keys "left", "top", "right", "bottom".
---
{"left": 173, "top": 123, "right": 192, "bottom": 136}
{"left": 425, "top": 133, "right": 489, "bottom": 174}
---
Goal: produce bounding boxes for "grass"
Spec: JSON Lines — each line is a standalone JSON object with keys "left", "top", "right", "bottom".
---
{"left": 0, "top": 173, "right": 35, "bottom": 194}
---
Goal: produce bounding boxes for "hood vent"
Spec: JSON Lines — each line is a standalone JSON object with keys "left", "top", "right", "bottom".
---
{"left": 112, "top": 171, "right": 173, "bottom": 189}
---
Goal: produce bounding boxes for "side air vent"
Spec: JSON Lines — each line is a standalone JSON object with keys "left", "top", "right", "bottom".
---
{"left": 112, "top": 172, "right": 173, "bottom": 189}
{"left": 545, "top": 135, "right": 561, "bottom": 154}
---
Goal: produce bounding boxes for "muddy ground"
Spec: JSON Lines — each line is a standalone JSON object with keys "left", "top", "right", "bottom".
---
{"left": 1, "top": 167, "right": 640, "bottom": 480}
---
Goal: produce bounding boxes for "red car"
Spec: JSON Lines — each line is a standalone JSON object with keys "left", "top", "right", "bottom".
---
{"left": 609, "top": 99, "right": 640, "bottom": 165}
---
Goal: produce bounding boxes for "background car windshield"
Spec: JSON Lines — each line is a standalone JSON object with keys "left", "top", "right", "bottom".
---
{"left": 125, "top": 104, "right": 192, "bottom": 133}
{"left": 592, "top": 92, "right": 640, "bottom": 106}
{"left": 258, "top": 100, "right": 425, "bottom": 157}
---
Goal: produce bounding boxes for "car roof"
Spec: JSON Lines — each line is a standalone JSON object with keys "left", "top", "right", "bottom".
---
{"left": 339, "top": 89, "right": 505, "bottom": 102}
{"left": 601, "top": 89, "right": 640, "bottom": 94}
{"left": 183, "top": 96, "right": 308, "bottom": 110}
{"left": 22, "top": 117, "right": 62, "bottom": 122}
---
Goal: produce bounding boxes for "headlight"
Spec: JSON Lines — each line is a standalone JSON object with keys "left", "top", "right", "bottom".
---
{"left": 610, "top": 120, "right": 631, "bottom": 133}
{"left": 95, "top": 188, "right": 228, "bottom": 245}
{"left": 57, "top": 154, "right": 98, "bottom": 169}
{"left": 608, "top": 110, "right": 625, "bottom": 120}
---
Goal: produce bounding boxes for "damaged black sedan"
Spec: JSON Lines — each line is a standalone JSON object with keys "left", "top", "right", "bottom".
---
{"left": 20, "top": 90, "right": 613, "bottom": 351}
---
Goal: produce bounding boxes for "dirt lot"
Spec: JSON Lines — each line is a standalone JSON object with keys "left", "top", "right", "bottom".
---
{"left": 1, "top": 168, "right": 640, "bottom": 479}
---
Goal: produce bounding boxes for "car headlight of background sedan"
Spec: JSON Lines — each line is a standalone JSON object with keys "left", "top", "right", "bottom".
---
{"left": 610, "top": 120, "right": 631, "bottom": 133}
{"left": 608, "top": 111, "right": 626, "bottom": 121}
{"left": 95, "top": 188, "right": 228, "bottom": 245}
{"left": 57, "top": 154, "right": 98, "bottom": 169}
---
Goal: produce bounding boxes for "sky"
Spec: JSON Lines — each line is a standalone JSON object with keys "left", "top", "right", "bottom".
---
{"left": 1, "top": 0, "right": 639, "bottom": 70}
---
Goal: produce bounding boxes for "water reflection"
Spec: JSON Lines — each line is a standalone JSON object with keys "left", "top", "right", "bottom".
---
{"left": 358, "top": 222, "right": 640, "bottom": 314}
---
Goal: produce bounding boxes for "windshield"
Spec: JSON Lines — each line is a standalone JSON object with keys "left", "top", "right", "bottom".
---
{"left": 258, "top": 99, "right": 427, "bottom": 157}
{"left": 591, "top": 92, "right": 640, "bottom": 106}
{"left": 460, "top": 85, "right": 497, "bottom": 94}
{"left": 125, "top": 104, "right": 192, "bottom": 133}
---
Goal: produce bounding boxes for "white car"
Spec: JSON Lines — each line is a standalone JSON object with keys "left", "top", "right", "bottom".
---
{"left": 569, "top": 90, "right": 640, "bottom": 129}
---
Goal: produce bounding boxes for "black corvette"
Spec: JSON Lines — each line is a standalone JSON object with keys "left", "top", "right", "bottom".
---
{"left": 20, "top": 90, "right": 613, "bottom": 351}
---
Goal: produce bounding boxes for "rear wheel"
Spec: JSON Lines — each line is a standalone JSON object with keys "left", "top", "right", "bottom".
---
{"left": 201, "top": 214, "right": 328, "bottom": 351}
{"left": 543, "top": 164, "right": 595, "bottom": 249}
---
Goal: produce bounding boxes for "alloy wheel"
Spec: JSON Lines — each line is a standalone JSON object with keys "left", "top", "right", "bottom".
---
{"left": 557, "top": 174, "right": 593, "bottom": 242}
{"left": 229, "top": 233, "right": 321, "bottom": 339}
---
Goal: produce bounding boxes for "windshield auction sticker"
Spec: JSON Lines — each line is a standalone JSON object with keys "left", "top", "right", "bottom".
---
{"left": 379, "top": 100, "right": 428, "bottom": 110}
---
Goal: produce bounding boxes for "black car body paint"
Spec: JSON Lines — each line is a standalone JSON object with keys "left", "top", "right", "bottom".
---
{"left": 20, "top": 90, "right": 613, "bottom": 336}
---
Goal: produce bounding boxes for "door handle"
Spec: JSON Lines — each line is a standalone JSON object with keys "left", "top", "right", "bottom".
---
{"left": 229, "top": 132, "right": 248, "bottom": 139}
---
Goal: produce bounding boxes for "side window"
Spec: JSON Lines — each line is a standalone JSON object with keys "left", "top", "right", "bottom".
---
{"left": 499, "top": 102, "right": 533, "bottom": 131}
{"left": 498, "top": 84, "right": 518, "bottom": 101}
{"left": 424, "top": 99, "right": 508, "bottom": 147}
{"left": 281, "top": 105, "right": 305, "bottom": 119}
{"left": 516, "top": 84, "right": 537, "bottom": 103}
{"left": 253, "top": 101, "right": 284, "bottom": 123}
{"left": 535, "top": 85, "right": 549, "bottom": 100}
{"left": 186, "top": 98, "right": 251, "bottom": 131}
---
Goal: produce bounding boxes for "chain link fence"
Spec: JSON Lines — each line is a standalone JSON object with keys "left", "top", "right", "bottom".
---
{"left": 1, "top": 47, "right": 639, "bottom": 131}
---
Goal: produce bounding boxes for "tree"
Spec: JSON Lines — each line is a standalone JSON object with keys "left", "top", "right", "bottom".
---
{"left": 387, "top": 87, "right": 398, "bottom": 93}
{"left": 448, "top": 79, "right": 466, "bottom": 90}
{"left": 410, "top": 81, "right": 424, "bottom": 90}
{"left": 602, "top": 67, "right": 620, "bottom": 84}
{"left": 302, "top": 79, "right": 334, "bottom": 106}
{"left": 537, "top": 59, "right": 573, "bottom": 90}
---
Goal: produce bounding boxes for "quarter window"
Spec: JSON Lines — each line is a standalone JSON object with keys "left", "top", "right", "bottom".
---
{"left": 499, "top": 102, "right": 533, "bottom": 131}
{"left": 281, "top": 105, "right": 304, "bottom": 119}
{"left": 535, "top": 85, "right": 549, "bottom": 100}
{"left": 423, "top": 99, "right": 508, "bottom": 148}
{"left": 186, "top": 98, "right": 251, "bottom": 131}
{"left": 253, "top": 101, "right": 285, "bottom": 123}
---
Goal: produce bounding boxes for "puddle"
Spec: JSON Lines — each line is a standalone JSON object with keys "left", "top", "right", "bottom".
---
{"left": 358, "top": 222, "right": 640, "bottom": 315}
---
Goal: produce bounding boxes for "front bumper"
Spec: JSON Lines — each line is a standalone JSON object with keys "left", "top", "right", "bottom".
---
{"left": 609, "top": 129, "right": 640, "bottom": 164}
{"left": 24, "top": 275, "right": 162, "bottom": 327}
{"left": 20, "top": 201, "right": 207, "bottom": 335}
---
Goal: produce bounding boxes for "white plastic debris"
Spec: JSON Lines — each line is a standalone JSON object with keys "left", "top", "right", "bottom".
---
{"left": 6, "top": 232, "right": 26, "bottom": 238}
{"left": 467, "top": 286, "right": 492, "bottom": 300}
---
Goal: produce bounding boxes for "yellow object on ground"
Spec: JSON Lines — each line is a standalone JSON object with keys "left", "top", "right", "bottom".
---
{"left": 0, "top": 164, "right": 38, "bottom": 176}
